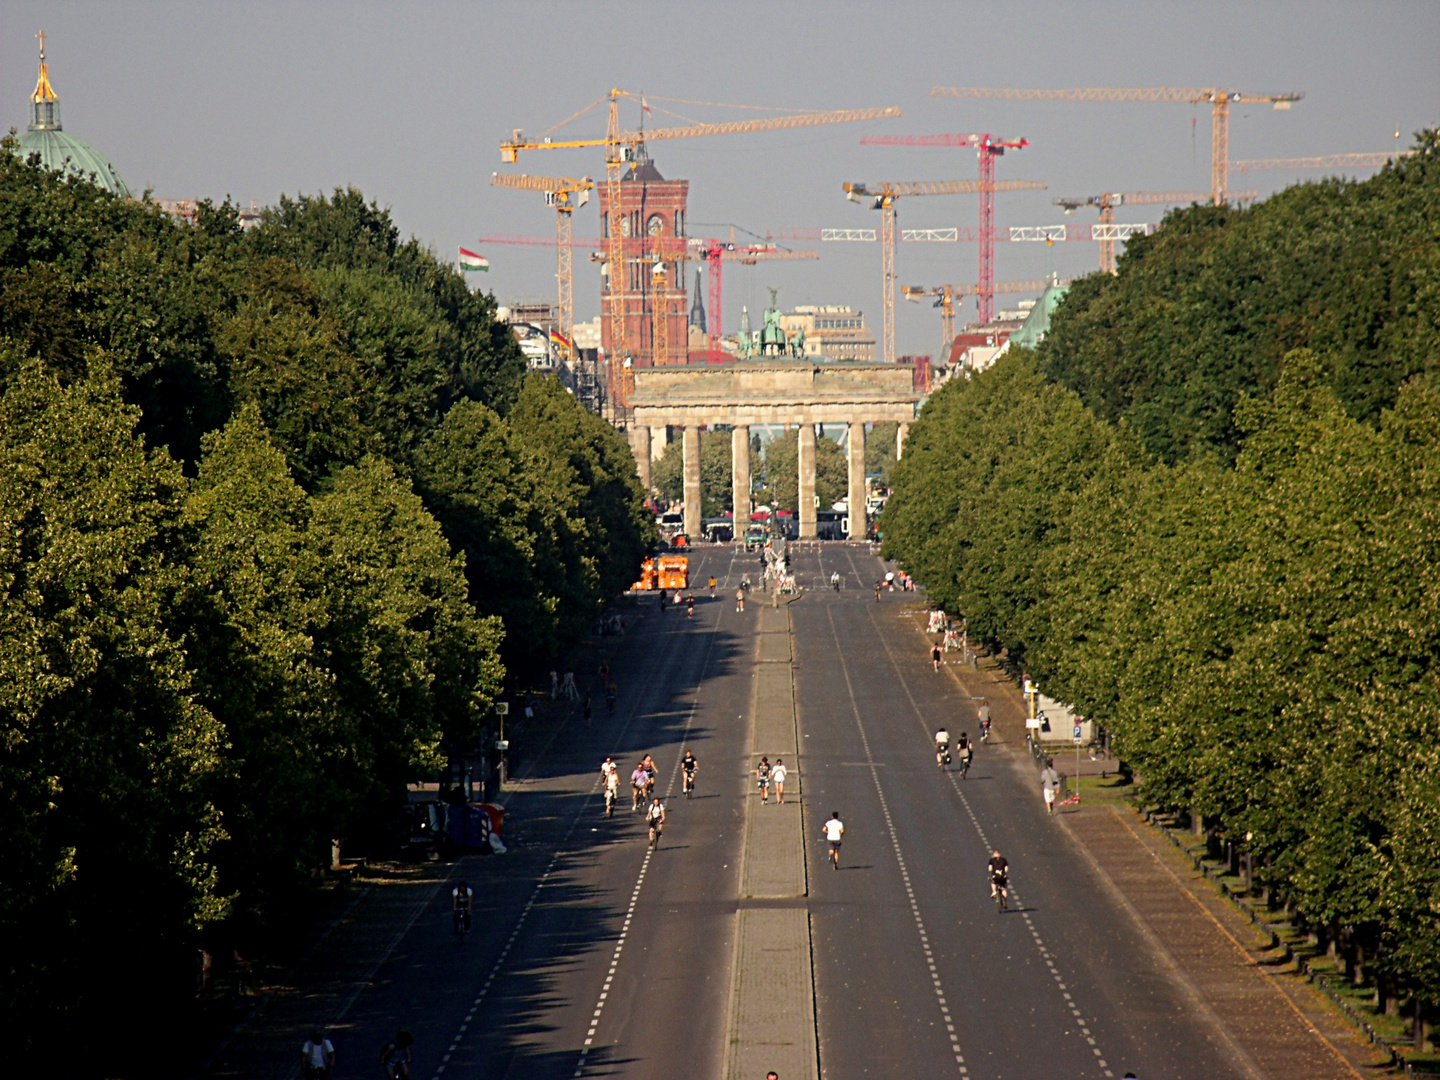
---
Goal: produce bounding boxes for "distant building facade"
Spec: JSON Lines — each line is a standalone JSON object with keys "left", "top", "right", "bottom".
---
{"left": 780, "top": 306, "right": 876, "bottom": 363}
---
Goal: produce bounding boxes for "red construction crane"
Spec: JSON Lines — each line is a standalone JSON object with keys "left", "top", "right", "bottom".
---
{"left": 844, "top": 176, "right": 1045, "bottom": 359}
{"left": 861, "top": 133, "right": 1037, "bottom": 323}
{"left": 691, "top": 236, "right": 819, "bottom": 360}
{"left": 931, "top": 86, "right": 1302, "bottom": 207}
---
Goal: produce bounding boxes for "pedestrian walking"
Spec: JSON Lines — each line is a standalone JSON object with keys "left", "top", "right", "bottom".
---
{"left": 756, "top": 756, "right": 771, "bottom": 803}
{"left": 736, "top": 587, "right": 745, "bottom": 612}
{"left": 300, "top": 1029, "right": 335, "bottom": 1078}
{"left": 930, "top": 642, "right": 942, "bottom": 671}
{"left": 1040, "top": 758, "right": 1061, "bottom": 815}
{"left": 772, "top": 758, "right": 788, "bottom": 804}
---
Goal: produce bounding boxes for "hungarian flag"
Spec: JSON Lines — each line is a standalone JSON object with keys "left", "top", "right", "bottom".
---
{"left": 458, "top": 247, "right": 489, "bottom": 272}
{"left": 549, "top": 327, "right": 573, "bottom": 351}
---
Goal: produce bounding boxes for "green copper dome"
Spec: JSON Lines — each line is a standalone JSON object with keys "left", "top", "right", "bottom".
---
{"left": 10, "top": 33, "right": 130, "bottom": 197}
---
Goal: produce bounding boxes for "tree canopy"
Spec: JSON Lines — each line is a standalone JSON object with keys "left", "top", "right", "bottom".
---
{"left": 0, "top": 141, "right": 652, "bottom": 1070}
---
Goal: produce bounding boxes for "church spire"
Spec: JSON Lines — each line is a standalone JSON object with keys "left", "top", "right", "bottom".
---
{"left": 29, "top": 29, "right": 62, "bottom": 131}
{"left": 689, "top": 266, "right": 706, "bottom": 332}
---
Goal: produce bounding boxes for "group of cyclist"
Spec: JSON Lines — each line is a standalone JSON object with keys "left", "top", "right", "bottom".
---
{"left": 933, "top": 727, "right": 975, "bottom": 778}
{"left": 596, "top": 749, "right": 699, "bottom": 844}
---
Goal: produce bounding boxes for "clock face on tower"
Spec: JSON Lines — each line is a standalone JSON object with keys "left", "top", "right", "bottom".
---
{"left": 647, "top": 214, "right": 663, "bottom": 236}
{"left": 619, "top": 217, "right": 630, "bottom": 237}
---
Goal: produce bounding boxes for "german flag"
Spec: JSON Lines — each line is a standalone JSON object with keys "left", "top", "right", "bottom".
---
{"left": 549, "top": 328, "right": 573, "bottom": 352}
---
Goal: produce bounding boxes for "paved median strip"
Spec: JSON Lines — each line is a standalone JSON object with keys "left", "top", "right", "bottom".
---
{"left": 725, "top": 598, "right": 819, "bottom": 1080}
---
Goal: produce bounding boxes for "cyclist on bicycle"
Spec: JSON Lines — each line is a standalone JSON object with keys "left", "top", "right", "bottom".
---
{"left": 452, "top": 879, "right": 473, "bottom": 934}
{"left": 631, "top": 762, "right": 649, "bottom": 811}
{"left": 380, "top": 1031, "right": 413, "bottom": 1080}
{"left": 934, "top": 728, "right": 951, "bottom": 769}
{"left": 830, "top": 571, "right": 841, "bottom": 591}
{"left": 646, "top": 797, "right": 666, "bottom": 848}
{"left": 686, "top": 594, "right": 695, "bottom": 618}
{"left": 988, "top": 850, "right": 1010, "bottom": 909}
{"left": 640, "top": 754, "right": 657, "bottom": 798}
{"left": 957, "top": 731, "right": 973, "bottom": 778}
{"left": 602, "top": 757, "right": 620, "bottom": 815}
{"left": 979, "top": 698, "right": 992, "bottom": 741}
{"left": 681, "top": 751, "right": 698, "bottom": 797}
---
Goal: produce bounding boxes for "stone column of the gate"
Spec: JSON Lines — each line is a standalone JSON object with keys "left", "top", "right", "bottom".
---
{"left": 797, "top": 423, "right": 817, "bottom": 539}
{"left": 732, "top": 425, "right": 751, "bottom": 536}
{"left": 627, "top": 360, "right": 921, "bottom": 542}
{"left": 847, "top": 420, "right": 866, "bottom": 539}
{"left": 629, "top": 425, "right": 652, "bottom": 493}
{"left": 683, "top": 425, "right": 702, "bottom": 540}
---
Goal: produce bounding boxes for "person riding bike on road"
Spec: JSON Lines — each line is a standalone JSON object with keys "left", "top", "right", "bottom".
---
{"left": 830, "top": 571, "right": 841, "bottom": 591}
{"left": 957, "top": 732, "right": 973, "bottom": 777}
{"left": 631, "top": 763, "right": 649, "bottom": 811}
{"left": 380, "top": 1031, "right": 413, "bottom": 1080}
{"left": 646, "top": 796, "right": 666, "bottom": 848}
{"left": 934, "top": 728, "right": 950, "bottom": 768}
{"left": 681, "top": 750, "right": 699, "bottom": 796}
{"left": 988, "top": 849, "right": 1010, "bottom": 904}
{"left": 452, "top": 879, "right": 473, "bottom": 934}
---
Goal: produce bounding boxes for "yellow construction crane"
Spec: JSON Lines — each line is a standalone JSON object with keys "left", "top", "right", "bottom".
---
{"left": 1053, "top": 190, "right": 1256, "bottom": 273}
{"left": 845, "top": 178, "right": 1046, "bottom": 362}
{"left": 903, "top": 279, "right": 1048, "bottom": 351}
{"left": 1230, "top": 152, "right": 1399, "bottom": 173}
{"left": 500, "top": 91, "right": 901, "bottom": 409}
{"left": 489, "top": 173, "right": 593, "bottom": 360}
{"left": 932, "top": 86, "right": 1302, "bottom": 206}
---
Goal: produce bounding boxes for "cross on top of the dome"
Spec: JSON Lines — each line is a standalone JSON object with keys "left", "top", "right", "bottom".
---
{"left": 30, "top": 29, "right": 62, "bottom": 131}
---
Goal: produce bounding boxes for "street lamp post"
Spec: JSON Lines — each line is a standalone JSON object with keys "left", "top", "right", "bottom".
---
{"left": 496, "top": 701, "right": 510, "bottom": 788}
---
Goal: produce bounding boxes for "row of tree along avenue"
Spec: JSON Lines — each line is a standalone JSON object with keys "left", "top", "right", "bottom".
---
{"left": 0, "top": 137, "right": 653, "bottom": 1068}
{"left": 882, "top": 133, "right": 1440, "bottom": 1036}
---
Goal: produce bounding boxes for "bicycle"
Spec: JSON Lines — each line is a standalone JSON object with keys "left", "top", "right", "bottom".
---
{"left": 959, "top": 751, "right": 972, "bottom": 779}
{"left": 604, "top": 785, "right": 617, "bottom": 816}
{"left": 683, "top": 771, "right": 696, "bottom": 798}
{"left": 452, "top": 908, "right": 471, "bottom": 940}
{"left": 992, "top": 876, "right": 1008, "bottom": 913}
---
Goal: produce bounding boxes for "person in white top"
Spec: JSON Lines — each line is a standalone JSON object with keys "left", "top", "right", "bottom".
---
{"left": 771, "top": 759, "right": 789, "bottom": 804}
{"left": 301, "top": 1029, "right": 335, "bottom": 1078}
{"left": 1040, "top": 758, "right": 1061, "bottom": 814}
{"left": 821, "top": 811, "right": 845, "bottom": 869}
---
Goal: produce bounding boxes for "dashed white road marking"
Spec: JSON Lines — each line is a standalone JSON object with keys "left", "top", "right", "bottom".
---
{"left": 861, "top": 596, "right": 1117, "bottom": 1079}
{"left": 570, "top": 601, "right": 719, "bottom": 1078}
{"left": 427, "top": 602, "right": 696, "bottom": 1079}
{"left": 828, "top": 606, "right": 970, "bottom": 1077}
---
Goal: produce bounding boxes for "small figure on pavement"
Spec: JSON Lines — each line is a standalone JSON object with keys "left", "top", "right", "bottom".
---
{"left": 1040, "top": 758, "right": 1061, "bottom": 814}
{"left": 756, "top": 755, "right": 772, "bottom": 803}
{"left": 301, "top": 1028, "right": 335, "bottom": 1078}
{"left": 822, "top": 812, "right": 844, "bottom": 869}
{"left": 772, "top": 758, "right": 788, "bottom": 804}
{"left": 736, "top": 586, "right": 745, "bottom": 612}
{"left": 931, "top": 642, "right": 943, "bottom": 671}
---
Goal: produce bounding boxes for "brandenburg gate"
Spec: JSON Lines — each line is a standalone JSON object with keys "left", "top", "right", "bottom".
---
{"left": 626, "top": 360, "right": 921, "bottom": 541}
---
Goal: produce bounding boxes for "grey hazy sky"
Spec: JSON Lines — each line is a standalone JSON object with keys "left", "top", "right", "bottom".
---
{"left": 4, "top": 1, "right": 1436, "bottom": 357}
